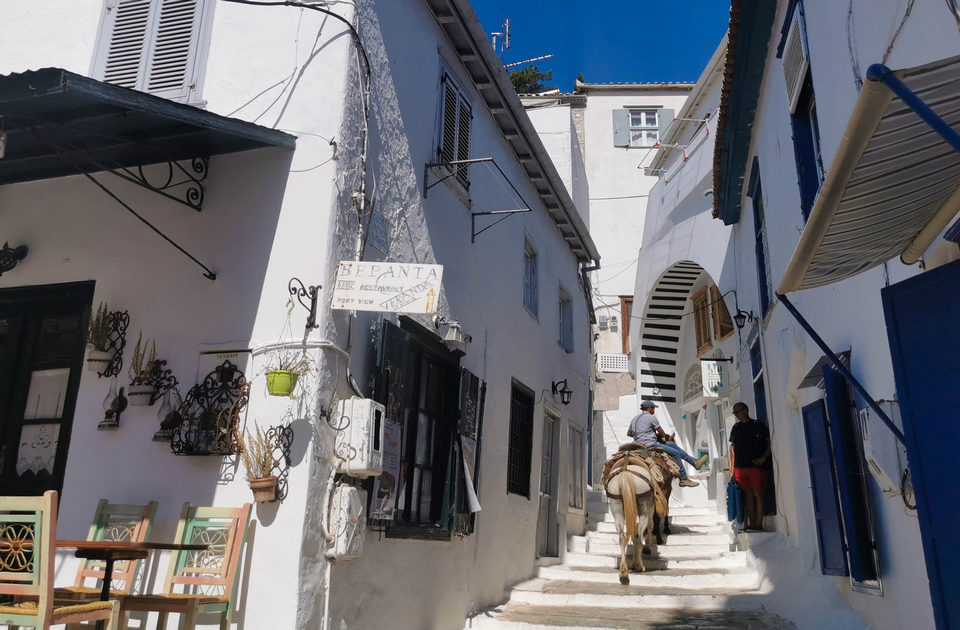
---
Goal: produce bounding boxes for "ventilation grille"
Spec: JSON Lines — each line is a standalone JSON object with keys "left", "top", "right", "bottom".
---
{"left": 598, "top": 353, "right": 629, "bottom": 373}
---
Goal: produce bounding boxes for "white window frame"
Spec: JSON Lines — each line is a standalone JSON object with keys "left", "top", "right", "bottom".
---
{"left": 628, "top": 108, "right": 659, "bottom": 147}
{"left": 558, "top": 286, "right": 573, "bottom": 353}
{"left": 91, "top": 0, "right": 214, "bottom": 105}
{"left": 436, "top": 68, "right": 472, "bottom": 189}
{"left": 523, "top": 238, "right": 539, "bottom": 317}
{"left": 567, "top": 424, "right": 585, "bottom": 509}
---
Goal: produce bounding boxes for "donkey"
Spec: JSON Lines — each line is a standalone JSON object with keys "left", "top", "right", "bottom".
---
{"left": 604, "top": 463, "right": 657, "bottom": 585}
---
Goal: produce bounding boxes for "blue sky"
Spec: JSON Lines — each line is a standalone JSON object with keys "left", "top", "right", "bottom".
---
{"left": 469, "top": 1, "right": 731, "bottom": 90}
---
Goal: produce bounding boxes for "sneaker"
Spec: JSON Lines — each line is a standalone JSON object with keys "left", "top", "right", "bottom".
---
{"left": 693, "top": 454, "right": 709, "bottom": 470}
{"left": 678, "top": 478, "right": 699, "bottom": 487}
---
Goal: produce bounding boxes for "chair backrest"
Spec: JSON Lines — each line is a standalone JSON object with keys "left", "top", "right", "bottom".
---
{"left": 74, "top": 499, "right": 158, "bottom": 593}
{"left": 0, "top": 491, "right": 58, "bottom": 623}
{"left": 164, "top": 503, "right": 251, "bottom": 599}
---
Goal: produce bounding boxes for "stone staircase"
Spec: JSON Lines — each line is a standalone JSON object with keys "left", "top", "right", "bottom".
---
{"left": 467, "top": 491, "right": 794, "bottom": 629}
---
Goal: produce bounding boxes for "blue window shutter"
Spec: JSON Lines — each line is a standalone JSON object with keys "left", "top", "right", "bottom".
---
{"left": 612, "top": 109, "right": 630, "bottom": 147}
{"left": 657, "top": 108, "right": 674, "bottom": 139}
{"left": 822, "top": 366, "right": 879, "bottom": 582}
{"left": 801, "top": 399, "right": 848, "bottom": 576}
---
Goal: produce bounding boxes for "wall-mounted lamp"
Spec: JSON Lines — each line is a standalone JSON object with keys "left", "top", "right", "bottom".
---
{"left": 733, "top": 309, "right": 754, "bottom": 330}
{"left": 98, "top": 377, "right": 127, "bottom": 430}
{"left": 0, "top": 242, "right": 27, "bottom": 276}
{"left": 551, "top": 379, "right": 573, "bottom": 405}
{"left": 433, "top": 315, "right": 472, "bottom": 354}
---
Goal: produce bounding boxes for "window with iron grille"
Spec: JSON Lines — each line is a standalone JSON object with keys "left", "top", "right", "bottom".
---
{"left": 690, "top": 287, "right": 712, "bottom": 356}
{"left": 558, "top": 287, "right": 573, "bottom": 353}
{"left": 507, "top": 382, "right": 534, "bottom": 497}
{"left": 568, "top": 425, "right": 584, "bottom": 509}
{"left": 523, "top": 239, "right": 538, "bottom": 317}
{"left": 92, "top": 0, "right": 212, "bottom": 104}
{"left": 710, "top": 285, "right": 735, "bottom": 340}
{"left": 438, "top": 71, "right": 472, "bottom": 188}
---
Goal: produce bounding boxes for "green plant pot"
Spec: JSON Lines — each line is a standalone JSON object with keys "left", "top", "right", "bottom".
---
{"left": 266, "top": 370, "right": 299, "bottom": 397}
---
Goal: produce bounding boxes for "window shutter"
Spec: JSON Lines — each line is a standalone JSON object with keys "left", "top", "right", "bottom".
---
{"left": 782, "top": 4, "right": 810, "bottom": 112}
{"left": 145, "top": 0, "right": 204, "bottom": 103}
{"left": 612, "top": 109, "right": 630, "bottom": 147}
{"left": 657, "top": 108, "right": 674, "bottom": 139}
{"left": 710, "top": 285, "right": 735, "bottom": 339}
{"left": 691, "top": 287, "right": 712, "bottom": 355}
{"left": 822, "top": 366, "right": 879, "bottom": 583}
{"left": 455, "top": 99, "right": 471, "bottom": 186}
{"left": 98, "top": 0, "right": 154, "bottom": 89}
{"left": 451, "top": 368, "right": 485, "bottom": 534}
{"left": 374, "top": 320, "right": 409, "bottom": 424}
{"left": 801, "top": 399, "right": 849, "bottom": 576}
{"left": 440, "top": 80, "right": 458, "bottom": 164}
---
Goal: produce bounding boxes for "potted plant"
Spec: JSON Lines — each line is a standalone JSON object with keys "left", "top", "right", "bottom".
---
{"left": 86, "top": 302, "right": 112, "bottom": 372}
{"left": 238, "top": 425, "right": 277, "bottom": 502}
{"left": 128, "top": 332, "right": 157, "bottom": 406}
{"left": 265, "top": 350, "right": 310, "bottom": 397}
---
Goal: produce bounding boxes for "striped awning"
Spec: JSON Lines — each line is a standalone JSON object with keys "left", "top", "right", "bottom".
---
{"left": 779, "top": 56, "right": 960, "bottom": 294}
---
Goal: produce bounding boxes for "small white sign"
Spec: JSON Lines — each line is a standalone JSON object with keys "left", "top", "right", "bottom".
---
{"left": 700, "top": 360, "right": 730, "bottom": 398}
{"left": 331, "top": 261, "right": 443, "bottom": 314}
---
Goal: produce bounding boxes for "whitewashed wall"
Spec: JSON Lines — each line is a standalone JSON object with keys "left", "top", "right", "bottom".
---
{"left": 723, "top": 1, "right": 960, "bottom": 627}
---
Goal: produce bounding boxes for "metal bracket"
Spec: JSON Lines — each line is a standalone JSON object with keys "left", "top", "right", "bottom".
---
{"left": 108, "top": 157, "right": 209, "bottom": 212}
{"left": 288, "top": 278, "right": 321, "bottom": 329}
{"left": 266, "top": 425, "right": 294, "bottom": 502}
{"left": 424, "top": 157, "right": 491, "bottom": 196}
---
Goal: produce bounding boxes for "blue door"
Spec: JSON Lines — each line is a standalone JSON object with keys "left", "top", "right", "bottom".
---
{"left": 882, "top": 258, "right": 960, "bottom": 629}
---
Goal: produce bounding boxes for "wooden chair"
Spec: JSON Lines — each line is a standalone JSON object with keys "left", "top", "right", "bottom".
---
{"left": 0, "top": 491, "right": 119, "bottom": 629}
{"left": 58, "top": 499, "right": 158, "bottom": 601}
{"left": 119, "top": 503, "right": 251, "bottom": 630}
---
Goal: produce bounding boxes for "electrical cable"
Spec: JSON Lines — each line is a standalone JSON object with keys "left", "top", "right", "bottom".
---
{"left": 882, "top": 0, "right": 917, "bottom": 65}
{"left": 946, "top": 0, "right": 960, "bottom": 27}
{"left": 847, "top": 0, "right": 863, "bottom": 91}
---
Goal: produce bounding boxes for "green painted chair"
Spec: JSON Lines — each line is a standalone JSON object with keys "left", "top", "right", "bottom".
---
{"left": 119, "top": 503, "right": 251, "bottom": 630}
{"left": 57, "top": 499, "right": 158, "bottom": 601}
{"left": 0, "top": 490, "right": 119, "bottom": 629}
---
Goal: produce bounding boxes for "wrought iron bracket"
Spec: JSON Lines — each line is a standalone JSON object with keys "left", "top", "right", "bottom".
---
{"left": 108, "top": 157, "right": 209, "bottom": 212}
{"left": 423, "top": 157, "right": 491, "bottom": 196}
{"left": 99, "top": 311, "right": 130, "bottom": 379}
{"left": 0, "top": 242, "right": 27, "bottom": 276}
{"left": 288, "top": 278, "right": 321, "bottom": 329}
{"left": 168, "top": 360, "right": 250, "bottom": 456}
{"left": 265, "top": 425, "right": 294, "bottom": 502}
{"left": 144, "top": 359, "right": 179, "bottom": 405}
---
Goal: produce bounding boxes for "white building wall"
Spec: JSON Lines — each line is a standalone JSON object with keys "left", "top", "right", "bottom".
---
{"left": 0, "top": 1, "right": 592, "bottom": 629}
{"left": 721, "top": 1, "right": 960, "bottom": 627}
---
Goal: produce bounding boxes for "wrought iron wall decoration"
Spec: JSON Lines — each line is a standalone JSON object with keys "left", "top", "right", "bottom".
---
{"left": 169, "top": 361, "right": 249, "bottom": 456}
{"left": 109, "top": 157, "right": 208, "bottom": 212}
{"left": 288, "top": 278, "right": 321, "bottom": 329}
{"left": 99, "top": 310, "right": 130, "bottom": 378}
{"left": 144, "top": 359, "right": 179, "bottom": 405}
{"left": 0, "top": 242, "right": 27, "bottom": 276}
{"left": 265, "top": 424, "right": 294, "bottom": 502}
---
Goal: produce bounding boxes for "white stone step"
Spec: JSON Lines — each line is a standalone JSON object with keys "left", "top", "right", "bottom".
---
{"left": 535, "top": 565, "right": 760, "bottom": 589}
{"left": 567, "top": 535, "right": 587, "bottom": 553}
{"left": 587, "top": 530, "right": 732, "bottom": 546}
{"left": 560, "top": 550, "right": 748, "bottom": 570}
{"left": 505, "top": 577, "right": 767, "bottom": 609}
{"left": 586, "top": 541, "right": 732, "bottom": 558}
{"left": 591, "top": 520, "right": 726, "bottom": 534}
{"left": 588, "top": 507, "right": 721, "bottom": 525}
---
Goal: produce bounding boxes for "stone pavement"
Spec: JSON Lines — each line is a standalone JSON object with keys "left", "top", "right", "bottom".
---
{"left": 466, "top": 492, "right": 794, "bottom": 630}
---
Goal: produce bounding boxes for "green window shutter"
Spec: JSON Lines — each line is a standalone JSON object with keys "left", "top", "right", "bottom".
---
{"left": 374, "top": 320, "right": 409, "bottom": 424}
{"left": 612, "top": 109, "right": 630, "bottom": 147}
{"left": 658, "top": 108, "right": 675, "bottom": 140}
{"left": 451, "top": 368, "right": 486, "bottom": 535}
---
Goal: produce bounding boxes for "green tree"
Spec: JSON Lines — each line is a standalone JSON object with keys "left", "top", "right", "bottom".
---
{"left": 509, "top": 64, "right": 555, "bottom": 94}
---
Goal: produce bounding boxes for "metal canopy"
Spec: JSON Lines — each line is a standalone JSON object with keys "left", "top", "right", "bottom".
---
{"left": 779, "top": 56, "right": 960, "bottom": 294}
{"left": 0, "top": 68, "right": 295, "bottom": 186}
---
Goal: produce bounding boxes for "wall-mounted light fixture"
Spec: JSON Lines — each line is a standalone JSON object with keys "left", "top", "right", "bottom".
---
{"left": 733, "top": 309, "right": 754, "bottom": 330}
{"left": 0, "top": 242, "right": 27, "bottom": 276}
{"left": 98, "top": 377, "right": 128, "bottom": 430}
{"left": 433, "top": 315, "right": 472, "bottom": 353}
{"left": 551, "top": 379, "right": 573, "bottom": 405}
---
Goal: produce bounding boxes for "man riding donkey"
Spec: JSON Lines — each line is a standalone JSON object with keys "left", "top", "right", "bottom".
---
{"left": 601, "top": 400, "right": 707, "bottom": 584}
{"left": 628, "top": 400, "right": 709, "bottom": 485}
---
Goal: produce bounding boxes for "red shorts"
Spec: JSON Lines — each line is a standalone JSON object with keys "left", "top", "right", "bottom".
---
{"left": 734, "top": 467, "right": 768, "bottom": 491}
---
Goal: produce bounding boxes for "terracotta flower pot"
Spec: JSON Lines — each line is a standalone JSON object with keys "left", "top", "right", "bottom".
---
{"left": 266, "top": 370, "right": 299, "bottom": 397}
{"left": 249, "top": 476, "right": 278, "bottom": 502}
{"left": 86, "top": 349, "right": 111, "bottom": 373}
{"left": 127, "top": 384, "right": 155, "bottom": 406}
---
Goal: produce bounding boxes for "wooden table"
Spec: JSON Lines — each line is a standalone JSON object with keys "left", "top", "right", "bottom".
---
{"left": 56, "top": 540, "right": 209, "bottom": 628}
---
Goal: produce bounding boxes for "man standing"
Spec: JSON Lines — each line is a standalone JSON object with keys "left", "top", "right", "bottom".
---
{"left": 729, "top": 402, "right": 771, "bottom": 531}
{"left": 627, "top": 400, "right": 709, "bottom": 488}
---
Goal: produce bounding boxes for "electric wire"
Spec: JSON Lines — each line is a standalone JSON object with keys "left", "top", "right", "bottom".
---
{"left": 882, "top": 0, "right": 917, "bottom": 65}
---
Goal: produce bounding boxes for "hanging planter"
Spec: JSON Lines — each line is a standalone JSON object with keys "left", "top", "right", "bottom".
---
{"left": 87, "top": 349, "right": 112, "bottom": 372}
{"left": 127, "top": 332, "right": 158, "bottom": 406}
{"left": 248, "top": 476, "right": 279, "bottom": 503}
{"left": 265, "top": 370, "right": 300, "bottom": 397}
{"left": 86, "top": 302, "right": 112, "bottom": 372}
{"left": 127, "top": 384, "right": 156, "bottom": 406}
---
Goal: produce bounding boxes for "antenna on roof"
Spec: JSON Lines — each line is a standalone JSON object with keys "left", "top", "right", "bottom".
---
{"left": 491, "top": 12, "right": 512, "bottom": 54}
{"left": 504, "top": 54, "right": 554, "bottom": 69}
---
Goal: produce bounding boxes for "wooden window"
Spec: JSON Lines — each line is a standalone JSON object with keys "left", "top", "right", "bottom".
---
{"left": 507, "top": 382, "right": 534, "bottom": 497}
{"left": 558, "top": 287, "right": 573, "bottom": 353}
{"left": 567, "top": 425, "right": 584, "bottom": 509}
{"left": 92, "top": 0, "right": 211, "bottom": 104}
{"left": 690, "top": 287, "right": 712, "bottom": 356}
{"left": 620, "top": 297, "right": 633, "bottom": 354}
{"left": 438, "top": 71, "right": 472, "bottom": 188}
{"left": 523, "top": 239, "right": 538, "bottom": 317}
{"left": 710, "top": 285, "right": 735, "bottom": 340}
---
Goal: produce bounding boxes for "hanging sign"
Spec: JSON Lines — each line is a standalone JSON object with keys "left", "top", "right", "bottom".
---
{"left": 331, "top": 261, "right": 443, "bottom": 314}
{"left": 700, "top": 359, "right": 730, "bottom": 398}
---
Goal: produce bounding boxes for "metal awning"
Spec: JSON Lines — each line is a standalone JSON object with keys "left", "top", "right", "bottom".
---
{"left": 0, "top": 68, "right": 295, "bottom": 185}
{"left": 779, "top": 56, "right": 960, "bottom": 294}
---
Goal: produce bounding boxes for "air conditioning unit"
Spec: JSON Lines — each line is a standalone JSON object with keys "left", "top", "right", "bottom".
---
{"left": 326, "top": 485, "right": 366, "bottom": 561}
{"left": 858, "top": 407, "right": 899, "bottom": 496}
{"left": 782, "top": 5, "right": 810, "bottom": 113}
{"left": 334, "top": 397, "right": 385, "bottom": 478}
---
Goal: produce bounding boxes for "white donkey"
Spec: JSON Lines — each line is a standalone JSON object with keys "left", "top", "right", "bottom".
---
{"left": 603, "top": 462, "right": 657, "bottom": 585}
